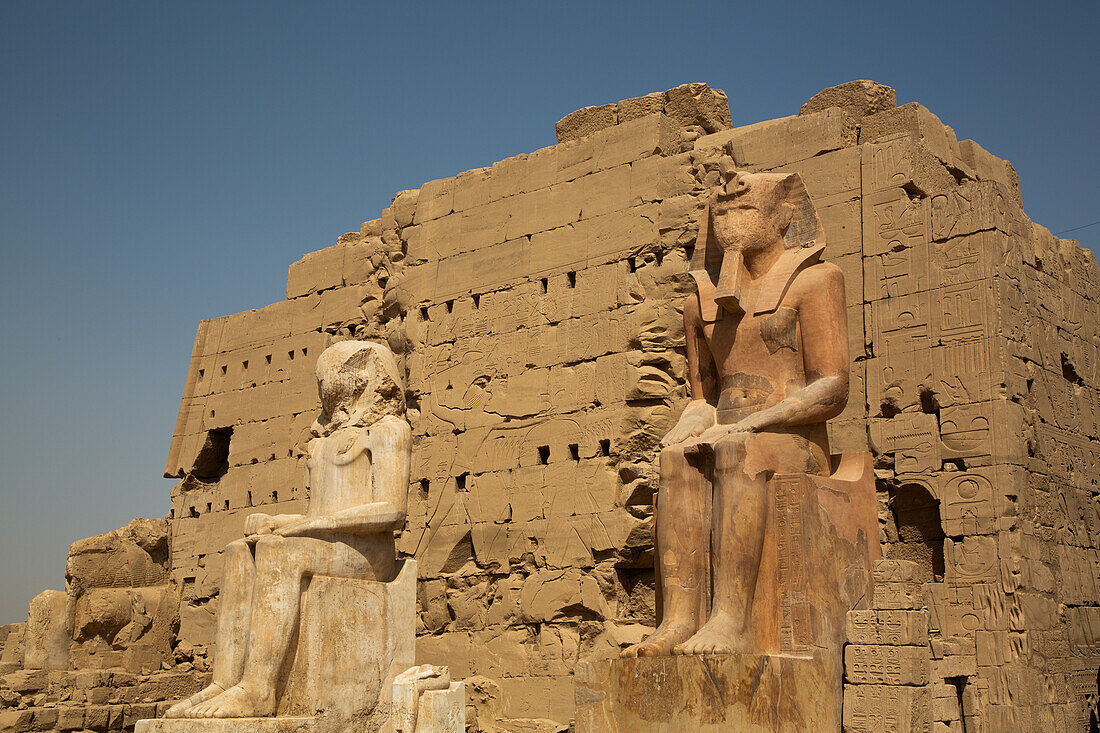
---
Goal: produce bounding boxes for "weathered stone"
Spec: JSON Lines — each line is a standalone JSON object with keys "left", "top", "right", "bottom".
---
{"left": 799, "top": 79, "right": 896, "bottom": 118}
{"left": 662, "top": 82, "right": 731, "bottom": 133}
{"left": 22, "top": 590, "right": 69, "bottom": 671}
{"left": 575, "top": 653, "right": 840, "bottom": 732}
{"left": 555, "top": 104, "right": 617, "bottom": 144}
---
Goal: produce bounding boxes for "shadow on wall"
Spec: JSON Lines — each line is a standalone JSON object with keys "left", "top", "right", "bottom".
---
{"left": 886, "top": 481, "right": 945, "bottom": 582}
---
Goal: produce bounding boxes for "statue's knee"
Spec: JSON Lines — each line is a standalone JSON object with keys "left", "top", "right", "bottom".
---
{"left": 253, "top": 534, "right": 286, "bottom": 561}
{"left": 660, "top": 445, "right": 688, "bottom": 468}
{"left": 225, "top": 538, "right": 250, "bottom": 556}
{"left": 713, "top": 434, "right": 748, "bottom": 470}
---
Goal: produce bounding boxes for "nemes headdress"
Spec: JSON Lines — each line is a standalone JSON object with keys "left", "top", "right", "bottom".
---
{"left": 311, "top": 340, "right": 405, "bottom": 436}
{"left": 688, "top": 171, "right": 826, "bottom": 322}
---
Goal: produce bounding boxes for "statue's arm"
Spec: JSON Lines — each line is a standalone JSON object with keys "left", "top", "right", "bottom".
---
{"left": 739, "top": 263, "right": 849, "bottom": 431}
{"left": 684, "top": 292, "right": 720, "bottom": 404}
{"left": 277, "top": 417, "right": 412, "bottom": 536}
{"left": 662, "top": 294, "right": 719, "bottom": 446}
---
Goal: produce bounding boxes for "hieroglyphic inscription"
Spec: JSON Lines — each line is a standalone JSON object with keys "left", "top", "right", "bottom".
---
{"left": 864, "top": 188, "right": 928, "bottom": 257}
{"left": 843, "top": 684, "right": 931, "bottom": 733}
{"left": 871, "top": 291, "right": 932, "bottom": 355}
{"left": 870, "top": 413, "right": 940, "bottom": 473}
{"left": 940, "top": 471, "right": 996, "bottom": 535}
{"left": 773, "top": 474, "right": 812, "bottom": 650}
{"left": 847, "top": 610, "right": 929, "bottom": 646}
{"left": 931, "top": 181, "right": 1020, "bottom": 242}
{"left": 845, "top": 645, "right": 930, "bottom": 685}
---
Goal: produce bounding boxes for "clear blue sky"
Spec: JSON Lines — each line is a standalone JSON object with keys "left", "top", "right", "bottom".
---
{"left": 1, "top": 1, "right": 1096, "bottom": 623}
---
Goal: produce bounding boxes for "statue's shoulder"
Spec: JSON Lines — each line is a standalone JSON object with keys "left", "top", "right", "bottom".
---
{"left": 368, "top": 415, "right": 412, "bottom": 444}
{"left": 787, "top": 259, "right": 844, "bottom": 303}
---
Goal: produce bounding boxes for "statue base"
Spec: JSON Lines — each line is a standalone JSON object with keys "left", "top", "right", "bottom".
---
{"left": 136, "top": 720, "right": 315, "bottom": 733}
{"left": 574, "top": 652, "right": 840, "bottom": 733}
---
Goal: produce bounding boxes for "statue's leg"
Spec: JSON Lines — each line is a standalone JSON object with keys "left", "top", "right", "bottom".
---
{"left": 675, "top": 433, "right": 763, "bottom": 655}
{"left": 190, "top": 534, "right": 387, "bottom": 718}
{"left": 622, "top": 445, "right": 707, "bottom": 658}
{"left": 166, "top": 538, "right": 255, "bottom": 718}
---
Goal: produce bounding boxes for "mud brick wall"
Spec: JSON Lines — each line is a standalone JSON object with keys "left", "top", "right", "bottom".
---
{"left": 153, "top": 82, "right": 1100, "bottom": 729}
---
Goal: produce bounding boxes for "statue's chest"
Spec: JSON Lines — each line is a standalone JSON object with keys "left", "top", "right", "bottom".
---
{"left": 704, "top": 306, "right": 801, "bottom": 363}
{"left": 307, "top": 431, "right": 373, "bottom": 511}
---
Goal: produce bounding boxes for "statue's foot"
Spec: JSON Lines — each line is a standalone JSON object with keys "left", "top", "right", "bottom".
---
{"left": 188, "top": 684, "right": 273, "bottom": 718}
{"left": 621, "top": 622, "right": 695, "bottom": 658}
{"left": 673, "top": 619, "right": 740, "bottom": 656}
{"left": 164, "top": 683, "right": 226, "bottom": 718}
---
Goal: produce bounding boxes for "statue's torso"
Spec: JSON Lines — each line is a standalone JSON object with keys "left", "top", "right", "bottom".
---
{"left": 701, "top": 262, "right": 832, "bottom": 467}
{"left": 705, "top": 302, "right": 805, "bottom": 424}
{"left": 306, "top": 427, "right": 373, "bottom": 517}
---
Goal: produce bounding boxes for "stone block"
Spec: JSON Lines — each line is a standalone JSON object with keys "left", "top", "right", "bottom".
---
{"left": 617, "top": 92, "right": 665, "bottom": 123}
{"left": 556, "top": 103, "right": 617, "bottom": 143}
{"left": 842, "top": 684, "right": 931, "bottom": 732}
{"left": 575, "top": 652, "right": 840, "bottom": 732}
{"left": 861, "top": 136, "right": 956, "bottom": 198}
{"left": 23, "top": 589, "right": 70, "bottom": 671}
{"left": 931, "top": 180, "right": 1027, "bottom": 242}
{"left": 663, "top": 82, "right": 731, "bottom": 133}
{"left": 860, "top": 103, "right": 959, "bottom": 169}
{"left": 847, "top": 610, "right": 929, "bottom": 646}
{"left": 800, "top": 80, "right": 896, "bottom": 118}
{"left": 845, "top": 644, "right": 931, "bottom": 685}
{"left": 695, "top": 108, "right": 856, "bottom": 169}
{"left": 285, "top": 244, "right": 345, "bottom": 299}
{"left": 873, "top": 582, "right": 924, "bottom": 610}
{"left": 414, "top": 176, "right": 456, "bottom": 224}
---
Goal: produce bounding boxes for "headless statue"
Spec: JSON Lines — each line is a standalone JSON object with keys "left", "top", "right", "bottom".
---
{"left": 623, "top": 171, "right": 849, "bottom": 657}
{"left": 167, "top": 340, "right": 412, "bottom": 718}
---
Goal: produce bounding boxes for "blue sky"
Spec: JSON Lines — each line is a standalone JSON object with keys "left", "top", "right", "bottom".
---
{"left": 1, "top": 1, "right": 1096, "bottom": 622}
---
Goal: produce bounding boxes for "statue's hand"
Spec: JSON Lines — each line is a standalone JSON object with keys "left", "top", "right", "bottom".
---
{"left": 729, "top": 410, "right": 772, "bottom": 434}
{"left": 661, "top": 401, "right": 717, "bottom": 447}
{"left": 244, "top": 513, "right": 278, "bottom": 537}
{"left": 274, "top": 516, "right": 334, "bottom": 537}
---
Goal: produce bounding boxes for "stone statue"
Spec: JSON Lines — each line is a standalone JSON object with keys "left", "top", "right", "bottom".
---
{"left": 165, "top": 340, "right": 412, "bottom": 719}
{"left": 623, "top": 171, "right": 850, "bottom": 657}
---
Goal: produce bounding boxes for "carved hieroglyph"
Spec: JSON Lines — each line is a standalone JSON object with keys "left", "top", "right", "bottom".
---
{"left": 156, "top": 341, "right": 413, "bottom": 725}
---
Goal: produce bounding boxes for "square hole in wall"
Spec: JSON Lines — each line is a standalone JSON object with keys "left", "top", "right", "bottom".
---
{"left": 538, "top": 445, "right": 551, "bottom": 464}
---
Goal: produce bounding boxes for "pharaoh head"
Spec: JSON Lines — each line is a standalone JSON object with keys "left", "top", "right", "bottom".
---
{"left": 690, "top": 171, "right": 825, "bottom": 316}
{"left": 314, "top": 341, "right": 405, "bottom": 429}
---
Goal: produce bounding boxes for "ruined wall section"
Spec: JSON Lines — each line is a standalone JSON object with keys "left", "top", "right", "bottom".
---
{"left": 148, "top": 82, "right": 1100, "bottom": 730}
{"left": 396, "top": 113, "right": 696, "bottom": 721}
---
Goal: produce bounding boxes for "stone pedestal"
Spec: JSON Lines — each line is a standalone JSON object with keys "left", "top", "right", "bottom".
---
{"left": 402, "top": 682, "right": 465, "bottom": 733}
{"left": 137, "top": 559, "right": 416, "bottom": 732}
{"left": 587, "top": 454, "right": 879, "bottom": 732}
{"left": 574, "top": 653, "right": 839, "bottom": 732}
{"left": 278, "top": 560, "right": 416, "bottom": 720}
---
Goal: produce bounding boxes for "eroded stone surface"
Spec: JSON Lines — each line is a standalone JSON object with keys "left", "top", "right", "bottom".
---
{"left": 575, "top": 653, "right": 838, "bottom": 732}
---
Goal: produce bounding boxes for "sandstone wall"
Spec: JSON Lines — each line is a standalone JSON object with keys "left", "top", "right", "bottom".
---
{"left": 7, "top": 80, "right": 1090, "bottom": 731}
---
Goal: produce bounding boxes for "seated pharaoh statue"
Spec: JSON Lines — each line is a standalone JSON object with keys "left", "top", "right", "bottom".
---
{"left": 164, "top": 340, "right": 412, "bottom": 720}
{"left": 623, "top": 170, "right": 861, "bottom": 659}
